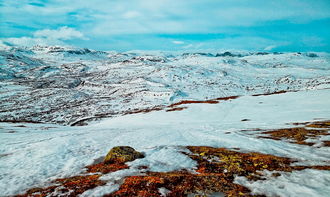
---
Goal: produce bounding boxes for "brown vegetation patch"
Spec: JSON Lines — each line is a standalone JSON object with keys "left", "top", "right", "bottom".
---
{"left": 16, "top": 161, "right": 129, "bottom": 197}
{"left": 0, "top": 153, "right": 12, "bottom": 158}
{"left": 323, "top": 141, "right": 330, "bottom": 147}
{"left": 106, "top": 171, "right": 255, "bottom": 197}
{"left": 168, "top": 100, "right": 219, "bottom": 108}
{"left": 215, "top": 95, "right": 240, "bottom": 101}
{"left": 259, "top": 121, "right": 330, "bottom": 146}
{"left": 14, "top": 125, "right": 27, "bottom": 127}
{"left": 252, "top": 90, "right": 288, "bottom": 96}
{"left": 16, "top": 147, "right": 141, "bottom": 196}
{"left": 187, "top": 146, "right": 295, "bottom": 177}
{"left": 16, "top": 175, "right": 105, "bottom": 197}
{"left": 166, "top": 107, "right": 188, "bottom": 112}
{"left": 165, "top": 96, "right": 239, "bottom": 113}
{"left": 86, "top": 162, "right": 128, "bottom": 174}
{"left": 105, "top": 146, "right": 330, "bottom": 196}
{"left": 124, "top": 107, "right": 164, "bottom": 115}
{"left": 16, "top": 145, "right": 330, "bottom": 196}
{"left": 0, "top": 120, "right": 43, "bottom": 124}
{"left": 305, "top": 121, "right": 330, "bottom": 129}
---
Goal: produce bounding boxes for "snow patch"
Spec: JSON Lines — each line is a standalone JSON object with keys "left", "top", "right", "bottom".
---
{"left": 235, "top": 169, "right": 330, "bottom": 197}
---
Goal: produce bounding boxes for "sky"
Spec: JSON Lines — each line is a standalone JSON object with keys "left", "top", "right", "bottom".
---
{"left": 0, "top": 0, "right": 330, "bottom": 52}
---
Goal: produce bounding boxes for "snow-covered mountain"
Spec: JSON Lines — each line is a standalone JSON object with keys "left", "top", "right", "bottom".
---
{"left": 1, "top": 45, "right": 330, "bottom": 196}
{"left": 1, "top": 45, "right": 330, "bottom": 126}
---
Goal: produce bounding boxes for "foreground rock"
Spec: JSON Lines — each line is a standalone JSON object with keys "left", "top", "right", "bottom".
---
{"left": 104, "top": 146, "right": 144, "bottom": 164}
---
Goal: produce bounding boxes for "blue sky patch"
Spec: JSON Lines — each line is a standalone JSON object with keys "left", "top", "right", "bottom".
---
{"left": 1, "top": 0, "right": 330, "bottom": 52}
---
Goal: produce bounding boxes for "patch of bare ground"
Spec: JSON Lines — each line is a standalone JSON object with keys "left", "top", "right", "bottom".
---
{"left": 71, "top": 91, "right": 293, "bottom": 126}
{"left": 252, "top": 90, "right": 289, "bottom": 97}
{"left": 259, "top": 120, "right": 330, "bottom": 146}
{"left": 15, "top": 162, "right": 128, "bottom": 197}
{"left": 124, "top": 107, "right": 164, "bottom": 115}
{"left": 215, "top": 95, "right": 240, "bottom": 101}
{"left": 0, "top": 120, "right": 43, "bottom": 124}
{"left": 166, "top": 107, "right": 188, "bottom": 112}
{"left": 14, "top": 125, "right": 27, "bottom": 127}
{"left": 165, "top": 96, "right": 239, "bottom": 112}
{"left": 16, "top": 146, "right": 330, "bottom": 197}
{"left": 153, "top": 91, "right": 292, "bottom": 114}
{"left": 322, "top": 141, "right": 330, "bottom": 147}
{"left": 168, "top": 99, "right": 219, "bottom": 108}
{"left": 16, "top": 175, "right": 105, "bottom": 197}
{"left": 107, "top": 146, "right": 329, "bottom": 197}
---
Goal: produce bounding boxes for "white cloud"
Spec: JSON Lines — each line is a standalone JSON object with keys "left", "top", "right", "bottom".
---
{"left": 264, "top": 45, "right": 277, "bottom": 51}
{"left": 34, "top": 26, "right": 86, "bottom": 40}
{"left": 4, "top": 26, "right": 87, "bottom": 47}
{"left": 122, "top": 11, "right": 141, "bottom": 19}
{"left": 172, "top": 40, "right": 185, "bottom": 45}
{"left": 2, "top": 0, "right": 329, "bottom": 51}
{"left": 2, "top": 0, "right": 330, "bottom": 37}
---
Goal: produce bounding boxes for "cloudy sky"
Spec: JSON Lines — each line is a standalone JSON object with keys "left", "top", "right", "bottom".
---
{"left": 1, "top": 0, "right": 330, "bottom": 51}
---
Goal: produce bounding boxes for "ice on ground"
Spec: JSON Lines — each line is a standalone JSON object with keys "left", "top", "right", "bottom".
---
{"left": 0, "top": 89, "right": 330, "bottom": 196}
{"left": 159, "top": 187, "right": 171, "bottom": 197}
{"left": 128, "top": 146, "right": 197, "bottom": 172}
{"left": 235, "top": 169, "right": 330, "bottom": 197}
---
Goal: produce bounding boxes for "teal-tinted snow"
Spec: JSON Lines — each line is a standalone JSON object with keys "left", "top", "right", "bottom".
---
{"left": 0, "top": 89, "right": 329, "bottom": 196}
{"left": 1, "top": 45, "right": 329, "bottom": 125}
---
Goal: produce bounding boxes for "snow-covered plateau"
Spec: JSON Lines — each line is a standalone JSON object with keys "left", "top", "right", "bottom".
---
{"left": 0, "top": 45, "right": 330, "bottom": 196}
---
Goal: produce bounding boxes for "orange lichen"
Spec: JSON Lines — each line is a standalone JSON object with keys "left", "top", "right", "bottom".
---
{"left": 17, "top": 145, "right": 330, "bottom": 197}
{"left": 187, "top": 146, "right": 295, "bottom": 176}
{"left": 105, "top": 146, "right": 330, "bottom": 197}
{"left": 259, "top": 121, "right": 330, "bottom": 146}
{"left": 16, "top": 175, "right": 105, "bottom": 197}
{"left": 56, "top": 175, "right": 105, "bottom": 194}
{"left": 107, "top": 171, "right": 254, "bottom": 197}
{"left": 86, "top": 162, "right": 128, "bottom": 174}
{"left": 305, "top": 121, "right": 330, "bottom": 129}
{"left": 16, "top": 161, "right": 128, "bottom": 197}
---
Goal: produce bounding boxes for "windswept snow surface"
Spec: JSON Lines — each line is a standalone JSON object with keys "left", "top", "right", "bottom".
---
{"left": 235, "top": 169, "right": 330, "bottom": 197}
{"left": 1, "top": 45, "right": 330, "bottom": 196}
{"left": 1, "top": 45, "right": 330, "bottom": 125}
{"left": 1, "top": 89, "right": 330, "bottom": 196}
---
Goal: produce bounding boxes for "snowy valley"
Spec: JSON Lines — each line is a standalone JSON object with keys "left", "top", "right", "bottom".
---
{"left": 0, "top": 45, "right": 330, "bottom": 197}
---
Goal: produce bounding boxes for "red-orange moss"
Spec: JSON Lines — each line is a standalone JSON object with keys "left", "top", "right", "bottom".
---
{"left": 16, "top": 175, "right": 105, "bottom": 197}
{"left": 16, "top": 145, "right": 330, "bottom": 197}
{"left": 260, "top": 120, "right": 330, "bottom": 146}
{"left": 106, "top": 146, "right": 330, "bottom": 197}
{"left": 16, "top": 162, "right": 128, "bottom": 197}
{"left": 86, "top": 162, "right": 128, "bottom": 174}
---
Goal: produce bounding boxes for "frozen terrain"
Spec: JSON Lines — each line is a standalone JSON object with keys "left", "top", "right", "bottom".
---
{"left": 0, "top": 45, "right": 330, "bottom": 196}
{"left": 1, "top": 89, "right": 330, "bottom": 196}
{"left": 1, "top": 45, "right": 330, "bottom": 125}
